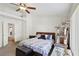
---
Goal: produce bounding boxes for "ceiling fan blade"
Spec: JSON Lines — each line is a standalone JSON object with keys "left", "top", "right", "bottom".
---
{"left": 25, "top": 10, "right": 30, "bottom": 14}
{"left": 27, "top": 7, "right": 36, "bottom": 10}
{"left": 10, "top": 3, "right": 19, "bottom": 6}
{"left": 19, "top": 3, "right": 25, "bottom": 7}
{"left": 16, "top": 8, "right": 20, "bottom": 11}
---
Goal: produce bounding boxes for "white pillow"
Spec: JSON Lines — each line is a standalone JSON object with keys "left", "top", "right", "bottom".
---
{"left": 50, "top": 35, "right": 52, "bottom": 39}
{"left": 36, "top": 34, "right": 41, "bottom": 38}
{"left": 45, "top": 35, "right": 48, "bottom": 39}
{"left": 45, "top": 34, "right": 52, "bottom": 40}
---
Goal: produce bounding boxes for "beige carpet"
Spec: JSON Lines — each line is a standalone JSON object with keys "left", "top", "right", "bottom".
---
{"left": 0, "top": 40, "right": 16, "bottom": 56}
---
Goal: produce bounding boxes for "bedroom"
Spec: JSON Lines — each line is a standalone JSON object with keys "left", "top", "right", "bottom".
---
{"left": 0, "top": 3, "right": 79, "bottom": 56}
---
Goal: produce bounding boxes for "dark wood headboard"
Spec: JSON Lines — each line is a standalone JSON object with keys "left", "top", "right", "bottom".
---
{"left": 36, "top": 32, "right": 55, "bottom": 41}
{"left": 36, "top": 32, "right": 55, "bottom": 35}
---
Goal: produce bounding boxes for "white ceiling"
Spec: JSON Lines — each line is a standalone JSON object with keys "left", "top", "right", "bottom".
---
{"left": 0, "top": 3, "right": 73, "bottom": 17}
{"left": 30, "top": 3, "right": 73, "bottom": 16}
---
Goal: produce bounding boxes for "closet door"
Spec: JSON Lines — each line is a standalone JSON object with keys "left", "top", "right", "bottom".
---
{"left": 0, "top": 22, "right": 2, "bottom": 47}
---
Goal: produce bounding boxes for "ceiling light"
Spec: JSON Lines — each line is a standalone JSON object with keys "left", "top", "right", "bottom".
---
{"left": 19, "top": 7, "right": 26, "bottom": 10}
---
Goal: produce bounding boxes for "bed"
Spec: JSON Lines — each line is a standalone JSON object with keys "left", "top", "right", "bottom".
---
{"left": 18, "top": 32, "right": 55, "bottom": 56}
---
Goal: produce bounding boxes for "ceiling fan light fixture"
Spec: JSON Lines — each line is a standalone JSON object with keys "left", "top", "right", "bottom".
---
{"left": 12, "top": 3, "right": 36, "bottom": 14}
{"left": 19, "top": 6, "right": 26, "bottom": 10}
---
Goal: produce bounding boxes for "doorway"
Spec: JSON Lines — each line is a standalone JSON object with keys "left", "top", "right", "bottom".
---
{"left": 8, "top": 23, "right": 15, "bottom": 43}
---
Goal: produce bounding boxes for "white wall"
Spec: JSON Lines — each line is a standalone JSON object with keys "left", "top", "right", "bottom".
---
{"left": 0, "top": 3, "right": 68, "bottom": 47}
{"left": 70, "top": 5, "right": 79, "bottom": 56}
{"left": 0, "top": 21, "right": 2, "bottom": 47}
{"left": 0, "top": 4, "right": 27, "bottom": 47}
{"left": 26, "top": 15, "right": 67, "bottom": 36}
{"left": 26, "top": 14, "right": 33, "bottom": 38}
{"left": 68, "top": 3, "right": 78, "bottom": 18}
{"left": 0, "top": 15, "right": 25, "bottom": 46}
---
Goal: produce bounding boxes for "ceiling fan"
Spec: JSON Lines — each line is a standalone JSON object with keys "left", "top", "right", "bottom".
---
{"left": 11, "top": 3, "right": 36, "bottom": 14}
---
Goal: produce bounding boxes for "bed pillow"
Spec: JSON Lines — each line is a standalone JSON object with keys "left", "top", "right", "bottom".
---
{"left": 46, "top": 34, "right": 52, "bottom": 40}
{"left": 36, "top": 34, "right": 41, "bottom": 38}
{"left": 45, "top": 35, "right": 48, "bottom": 39}
{"left": 38, "top": 35, "right": 46, "bottom": 40}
